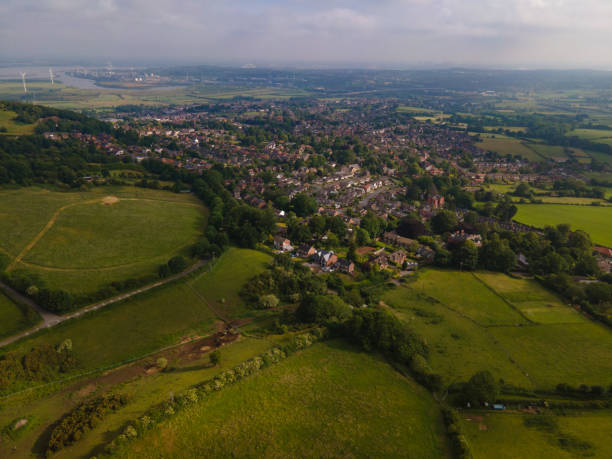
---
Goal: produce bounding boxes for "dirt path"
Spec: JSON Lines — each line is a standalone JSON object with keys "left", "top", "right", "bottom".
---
{"left": 0, "top": 260, "right": 207, "bottom": 348}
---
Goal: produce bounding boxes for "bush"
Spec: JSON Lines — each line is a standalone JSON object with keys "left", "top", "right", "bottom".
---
{"left": 156, "top": 358, "right": 168, "bottom": 370}
{"left": 167, "top": 256, "right": 188, "bottom": 274}
{"left": 209, "top": 350, "right": 221, "bottom": 366}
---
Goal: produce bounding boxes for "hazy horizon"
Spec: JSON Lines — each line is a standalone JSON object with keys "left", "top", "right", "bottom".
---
{"left": 1, "top": 1, "right": 612, "bottom": 69}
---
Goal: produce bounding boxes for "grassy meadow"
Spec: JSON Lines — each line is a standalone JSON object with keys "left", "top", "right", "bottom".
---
{"left": 476, "top": 134, "right": 541, "bottom": 161}
{"left": 0, "top": 108, "right": 36, "bottom": 135}
{"left": 463, "top": 411, "right": 612, "bottom": 459}
{"left": 3, "top": 248, "right": 270, "bottom": 374}
{"left": 116, "top": 341, "right": 450, "bottom": 459}
{"left": 0, "top": 186, "right": 206, "bottom": 296}
{"left": 385, "top": 269, "right": 612, "bottom": 389}
{"left": 515, "top": 204, "right": 612, "bottom": 247}
{"left": 0, "top": 291, "right": 38, "bottom": 339}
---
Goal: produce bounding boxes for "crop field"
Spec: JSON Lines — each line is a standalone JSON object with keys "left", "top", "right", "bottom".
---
{"left": 116, "top": 341, "right": 450, "bottom": 459}
{"left": 0, "top": 291, "right": 38, "bottom": 339}
{"left": 0, "top": 186, "right": 206, "bottom": 297}
{"left": 462, "top": 411, "right": 612, "bottom": 459}
{"left": 515, "top": 204, "right": 612, "bottom": 247}
{"left": 385, "top": 270, "right": 612, "bottom": 389}
{"left": 3, "top": 248, "right": 271, "bottom": 374}
{"left": 0, "top": 108, "right": 36, "bottom": 135}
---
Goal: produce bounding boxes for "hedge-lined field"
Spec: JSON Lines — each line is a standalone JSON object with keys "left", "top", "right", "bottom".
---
{"left": 116, "top": 341, "right": 450, "bottom": 458}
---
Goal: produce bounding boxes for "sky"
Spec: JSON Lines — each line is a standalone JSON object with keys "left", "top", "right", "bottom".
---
{"left": 1, "top": 0, "right": 612, "bottom": 68}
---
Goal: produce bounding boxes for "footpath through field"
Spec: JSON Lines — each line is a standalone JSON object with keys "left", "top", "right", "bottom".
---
{"left": 0, "top": 260, "right": 207, "bottom": 348}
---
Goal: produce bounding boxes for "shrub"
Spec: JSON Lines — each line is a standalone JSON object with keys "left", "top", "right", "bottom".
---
{"left": 167, "top": 256, "right": 188, "bottom": 274}
{"left": 156, "top": 358, "right": 168, "bottom": 370}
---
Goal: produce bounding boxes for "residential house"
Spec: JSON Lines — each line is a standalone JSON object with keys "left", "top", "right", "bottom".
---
{"left": 388, "top": 251, "right": 407, "bottom": 266}
{"left": 297, "top": 244, "right": 317, "bottom": 258}
{"left": 274, "top": 236, "right": 293, "bottom": 252}
{"left": 336, "top": 258, "right": 355, "bottom": 275}
{"left": 313, "top": 250, "right": 338, "bottom": 267}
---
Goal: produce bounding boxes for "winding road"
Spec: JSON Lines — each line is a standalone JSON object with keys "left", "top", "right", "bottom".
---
{"left": 0, "top": 260, "right": 207, "bottom": 348}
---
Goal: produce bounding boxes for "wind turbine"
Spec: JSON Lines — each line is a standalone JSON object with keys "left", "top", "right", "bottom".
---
{"left": 49, "top": 68, "right": 54, "bottom": 85}
{"left": 20, "top": 72, "right": 27, "bottom": 93}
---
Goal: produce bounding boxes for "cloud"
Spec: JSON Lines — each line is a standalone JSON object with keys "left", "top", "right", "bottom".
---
{"left": 1, "top": 0, "right": 612, "bottom": 68}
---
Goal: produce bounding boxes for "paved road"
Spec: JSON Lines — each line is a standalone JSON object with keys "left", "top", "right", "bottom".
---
{"left": 0, "top": 260, "right": 207, "bottom": 348}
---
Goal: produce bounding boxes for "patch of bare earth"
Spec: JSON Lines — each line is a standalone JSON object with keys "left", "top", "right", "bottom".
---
{"left": 101, "top": 196, "right": 119, "bottom": 206}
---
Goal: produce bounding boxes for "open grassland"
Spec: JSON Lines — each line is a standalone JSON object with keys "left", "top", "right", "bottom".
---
{"left": 515, "top": 204, "right": 612, "bottom": 247}
{"left": 0, "top": 291, "right": 37, "bottom": 339}
{"left": 525, "top": 143, "right": 570, "bottom": 161}
{"left": 384, "top": 287, "right": 532, "bottom": 387}
{"left": 462, "top": 411, "right": 612, "bottom": 459}
{"left": 513, "top": 196, "right": 610, "bottom": 206}
{"left": 3, "top": 248, "right": 270, "bottom": 373}
{"left": 0, "top": 336, "right": 280, "bottom": 458}
{"left": 490, "top": 324, "right": 612, "bottom": 388}
{"left": 0, "top": 82, "right": 310, "bottom": 112}
{"left": 116, "top": 341, "right": 450, "bottom": 459}
{"left": 385, "top": 270, "right": 612, "bottom": 389}
{"left": 474, "top": 273, "right": 584, "bottom": 324}
{"left": 569, "top": 128, "right": 612, "bottom": 141}
{"left": 409, "top": 270, "right": 527, "bottom": 325}
{"left": 476, "top": 134, "right": 541, "bottom": 161}
{"left": 0, "top": 108, "right": 36, "bottom": 135}
{"left": 0, "top": 186, "right": 206, "bottom": 296}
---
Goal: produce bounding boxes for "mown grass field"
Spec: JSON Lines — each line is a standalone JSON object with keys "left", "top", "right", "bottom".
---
{"left": 385, "top": 270, "right": 612, "bottom": 389}
{"left": 0, "top": 186, "right": 206, "bottom": 296}
{"left": 462, "top": 411, "right": 612, "bottom": 459}
{"left": 0, "top": 108, "right": 36, "bottom": 135}
{"left": 3, "top": 248, "right": 270, "bottom": 374}
{"left": 116, "top": 341, "right": 450, "bottom": 459}
{"left": 515, "top": 204, "right": 612, "bottom": 247}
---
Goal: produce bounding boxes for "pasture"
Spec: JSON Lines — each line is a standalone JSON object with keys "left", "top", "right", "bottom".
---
{"left": 476, "top": 134, "right": 542, "bottom": 161}
{"left": 463, "top": 411, "right": 612, "bottom": 459}
{"left": 0, "top": 186, "right": 206, "bottom": 297}
{"left": 2, "top": 248, "right": 270, "bottom": 374}
{"left": 0, "top": 108, "right": 36, "bottom": 135}
{"left": 0, "top": 291, "right": 38, "bottom": 339}
{"left": 515, "top": 204, "right": 612, "bottom": 247}
{"left": 385, "top": 269, "right": 612, "bottom": 389}
{"left": 116, "top": 341, "right": 450, "bottom": 459}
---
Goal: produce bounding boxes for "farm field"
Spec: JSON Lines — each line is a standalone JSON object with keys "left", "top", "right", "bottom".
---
{"left": 408, "top": 269, "right": 527, "bottom": 325}
{"left": 462, "top": 411, "right": 612, "bottom": 459}
{"left": 515, "top": 204, "right": 612, "bottom": 247}
{"left": 3, "top": 248, "right": 271, "bottom": 376}
{"left": 385, "top": 270, "right": 612, "bottom": 389}
{"left": 0, "top": 107, "right": 36, "bottom": 135}
{"left": 0, "top": 336, "right": 280, "bottom": 458}
{"left": 512, "top": 196, "right": 610, "bottom": 205}
{"left": 475, "top": 134, "right": 541, "bottom": 161}
{"left": 116, "top": 341, "right": 450, "bottom": 459}
{"left": 0, "top": 291, "right": 38, "bottom": 339}
{"left": 0, "top": 186, "right": 206, "bottom": 297}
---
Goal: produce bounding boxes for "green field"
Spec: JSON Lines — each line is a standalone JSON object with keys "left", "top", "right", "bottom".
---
{"left": 0, "top": 81, "right": 310, "bottom": 113}
{"left": 0, "top": 291, "right": 38, "bottom": 338}
{"left": 0, "top": 186, "right": 206, "bottom": 297}
{"left": 385, "top": 270, "right": 612, "bottom": 389}
{"left": 3, "top": 248, "right": 270, "bottom": 374}
{"left": 515, "top": 204, "right": 612, "bottom": 247}
{"left": 463, "top": 411, "right": 612, "bottom": 459}
{"left": 409, "top": 270, "right": 527, "bottom": 325}
{"left": 476, "top": 134, "right": 542, "bottom": 161}
{"left": 0, "top": 108, "right": 36, "bottom": 135}
{"left": 116, "top": 341, "right": 450, "bottom": 459}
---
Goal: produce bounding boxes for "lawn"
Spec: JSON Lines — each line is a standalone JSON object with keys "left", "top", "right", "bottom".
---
{"left": 515, "top": 204, "right": 612, "bottom": 247}
{"left": 3, "top": 248, "right": 271, "bottom": 376}
{"left": 0, "top": 291, "right": 38, "bottom": 339}
{"left": 0, "top": 186, "right": 207, "bottom": 297}
{"left": 116, "top": 341, "right": 450, "bottom": 459}
{"left": 409, "top": 269, "right": 527, "bottom": 325}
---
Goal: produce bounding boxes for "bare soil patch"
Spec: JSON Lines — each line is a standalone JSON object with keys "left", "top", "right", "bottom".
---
{"left": 101, "top": 196, "right": 119, "bottom": 206}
